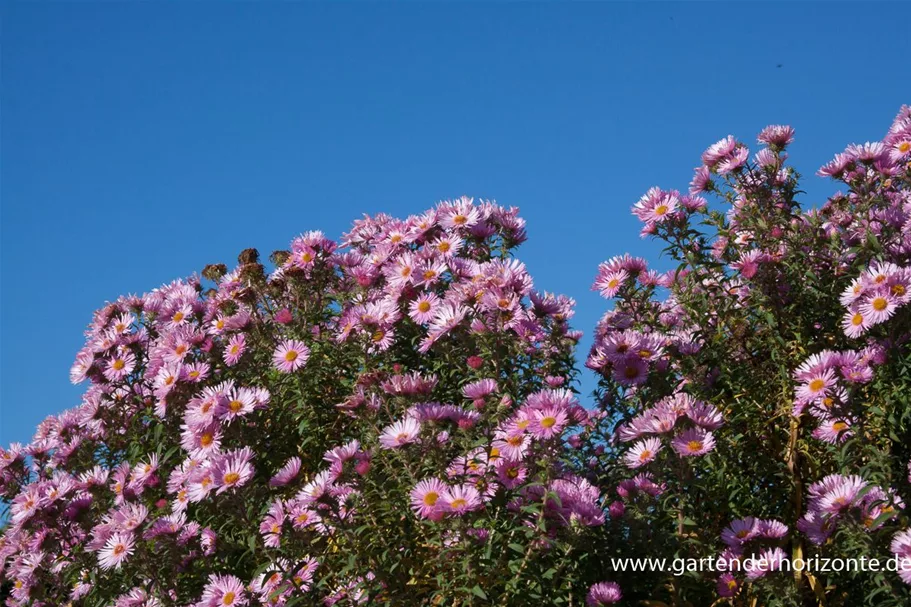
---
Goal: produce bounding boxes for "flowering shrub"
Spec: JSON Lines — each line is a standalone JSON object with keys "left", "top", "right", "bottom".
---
{"left": 580, "top": 106, "right": 911, "bottom": 605}
{"left": 2, "top": 106, "right": 911, "bottom": 606}
{"left": 0, "top": 199, "right": 612, "bottom": 606}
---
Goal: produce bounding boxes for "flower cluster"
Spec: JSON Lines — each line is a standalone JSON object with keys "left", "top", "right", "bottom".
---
{"left": 715, "top": 517, "right": 789, "bottom": 597}
{"left": 580, "top": 105, "right": 911, "bottom": 604}
{"left": 0, "top": 198, "right": 601, "bottom": 606}
{"left": 798, "top": 474, "right": 903, "bottom": 545}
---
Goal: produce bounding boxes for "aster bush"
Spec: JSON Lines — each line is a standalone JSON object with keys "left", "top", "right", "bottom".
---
{"left": 0, "top": 198, "right": 617, "bottom": 606}
{"left": 3, "top": 107, "right": 911, "bottom": 607}
{"left": 579, "top": 106, "right": 911, "bottom": 605}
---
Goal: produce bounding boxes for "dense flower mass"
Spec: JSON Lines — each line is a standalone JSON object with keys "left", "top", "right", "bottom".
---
{"left": 0, "top": 197, "right": 609, "bottom": 606}
{"left": 575, "top": 105, "right": 911, "bottom": 605}
{"left": 3, "top": 106, "right": 911, "bottom": 606}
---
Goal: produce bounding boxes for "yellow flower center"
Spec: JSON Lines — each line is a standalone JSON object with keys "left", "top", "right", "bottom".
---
{"left": 506, "top": 467, "right": 519, "bottom": 479}
{"left": 438, "top": 242, "right": 451, "bottom": 253}
{"left": 284, "top": 350, "right": 298, "bottom": 362}
{"left": 540, "top": 416, "right": 557, "bottom": 429}
{"left": 655, "top": 204, "right": 668, "bottom": 216}
{"left": 301, "top": 252, "right": 313, "bottom": 263}
{"left": 809, "top": 378, "right": 825, "bottom": 392}
{"left": 113, "top": 544, "right": 126, "bottom": 556}
{"left": 222, "top": 592, "right": 236, "bottom": 605}
{"left": 892, "top": 284, "right": 906, "bottom": 296}
{"left": 423, "top": 492, "right": 439, "bottom": 506}
{"left": 872, "top": 297, "right": 888, "bottom": 311}
{"left": 851, "top": 313, "right": 864, "bottom": 326}
{"left": 423, "top": 270, "right": 436, "bottom": 280}
{"left": 450, "top": 498, "right": 467, "bottom": 509}
{"left": 833, "top": 422, "right": 848, "bottom": 432}
{"left": 200, "top": 433, "right": 214, "bottom": 447}
{"left": 372, "top": 330, "right": 386, "bottom": 343}
{"left": 113, "top": 359, "right": 126, "bottom": 370}
{"left": 687, "top": 440, "right": 703, "bottom": 452}
{"left": 418, "top": 301, "right": 431, "bottom": 313}
{"left": 172, "top": 312, "right": 184, "bottom": 323}
{"left": 223, "top": 472, "right": 240, "bottom": 485}
{"left": 229, "top": 400, "right": 242, "bottom": 413}
{"left": 453, "top": 214, "right": 468, "bottom": 225}
{"left": 639, "top": 450, "right": 652, "bottom": 461}
{"left": 899, "top": 141, "right": 911, "bottom": 153}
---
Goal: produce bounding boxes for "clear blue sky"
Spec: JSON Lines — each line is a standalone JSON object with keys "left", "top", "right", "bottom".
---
{"left": 2, "top": 2, "right": 909, "bottom": 446}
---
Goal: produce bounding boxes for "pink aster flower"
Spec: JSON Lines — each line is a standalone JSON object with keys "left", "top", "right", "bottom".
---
{"left": 671, "top": 428, "right": 716, "bottom": 457}
{"left": 200, "top": 573, "right": 248, "bottom": 606}
{"left": 378, "top": 417, "right": 421, "bottom": 449}
{"left": 201, "top": 528, "right": 217, "bottom": 555}
{"left": 408, "top": 292, "right": 441, "bottom": 324}
{"left": 97, "top": 532, "right": 135, "bottom": 570}
{"left": 224, "top": 334, "right": 246, "bottom": 366}
{"left": 494, "top": 458, "right": 528, "bottom": 490}
{"left": 891, "top": 529, "right": 911, "bottom": 584}
{"left": 721, "top": 517, "right": 758, "bottom": 546}
{"left": 632, "top": 187, "right": 678, "bottom": 226}
{"left": 442, "top": 483, "right": 482, "bottom": 515}
{"left": 103, "top": 350, "right": 136, "bottom": 382}
{"left": 593, "top": 268, "right": 628, "bottom": 299}
{"left": 860, "top": 292, "right": 899, "bottom": 325}
{"left": 818, "top": 475, "right": 867, "bottom": 514}
{"left": 529, "top": 407, "right": 568, "bottom": 440}
{"left": 812, "top": 417, "right": 853, "bottom": 444}
{"left": 623, "top": 437, "right": 662, "bottom": 469}
{"left": 586, "top": 581, "right": 622, "bottom": 606}
{"left": 716, "top": 146, "right": 750, "bottom": 175}
{"left": 219, "top": 386, "right": 258, "bottom": 422}
{"left": 795, "top": 368, "right": 837, "bottom": 406}
{"left": 745, "top": 547, "right": 787, "bottom": 580}
{"left": 270, "top": 456, "right": 302, "bottom": 487}
{"left": 212, "top": 447, "right": 255, "bottom": 494}
{"left": 410, "top": 478, "right": 447, "bottom": 521}
{"left": 702, "top": 135, "right": 737, "bottom": 168}
{"left": 272, "top": 339, "right": 310, "bottom": 373}
{"left": 757, "top": 124, "right": 795, "bottom": 148}
{"left": 462, "top": 379, "right": 498, "bottom": 400}
{"left": 841, "top": 308, "right": 871, "bottom": 338}
{"left": 717, "top": 573, "right": 740, "bottom": 597}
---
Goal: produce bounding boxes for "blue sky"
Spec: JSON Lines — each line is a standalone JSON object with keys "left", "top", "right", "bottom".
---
{"left": 2, "top": 2, "right": 909, "bottom": 446}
